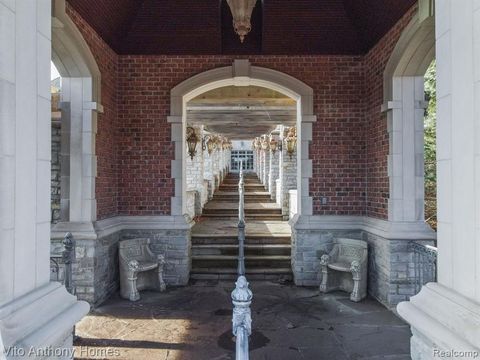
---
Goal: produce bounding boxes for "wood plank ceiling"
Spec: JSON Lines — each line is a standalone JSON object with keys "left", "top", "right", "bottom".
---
{"left": 66, "top": 0, "right": 416, "bottom": 55}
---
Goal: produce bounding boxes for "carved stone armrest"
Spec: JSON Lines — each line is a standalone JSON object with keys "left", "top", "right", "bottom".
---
{"left": 157, "top": 254, "right": 166, "bottom": 266}
{"left": 128, "top": 260, "right": 139, "bottom": 272}
{"left": 350, "top": 260, "right": 360, "bottom": 273}
{"left": 320, "top": 254, "right": 330, "bottom": 266}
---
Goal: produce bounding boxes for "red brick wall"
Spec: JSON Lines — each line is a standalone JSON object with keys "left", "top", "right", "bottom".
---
{"left": 363, "top": 5, "right": 417, "bottom": 219}
{"left": 67, "top": 5, "right": 119, "bottom": 219}
{"left": 117, "top": 56, "right": 366, "bottom": 216}
{"left": 68, "top": 5, "right": 416, "bottom": 220}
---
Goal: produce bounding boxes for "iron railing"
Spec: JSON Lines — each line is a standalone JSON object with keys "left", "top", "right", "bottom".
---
{"left": 50, "top": 232, "right": 76, "bottom": 295}
{"left": 232, "top": 163, "right": 252, "bottom": 360}
{"left": 410, "top": 241, "right": 437, "bottom": 294}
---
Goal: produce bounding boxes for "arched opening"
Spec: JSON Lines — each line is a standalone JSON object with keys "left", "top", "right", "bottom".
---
{"left": 170, "top": 60, "right": 315, "bottom": 220}
{"left": 50, "top": 0, "right": 102, "bottom": 230}
{"left": 383, "top": 4, "right": 435, "bottom": 227}
{"left": 170, "top": 60, "right": 315, "bottom": 281}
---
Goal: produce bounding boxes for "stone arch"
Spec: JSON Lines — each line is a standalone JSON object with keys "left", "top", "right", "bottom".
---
{"left": 382, "top": 0, "right": 435, "bottom": 223}
{"left": 51, "top": 0, "right": 102, "bottom": 225}
{"left": 169, "top": 60, "right": 316, "bottom": 218}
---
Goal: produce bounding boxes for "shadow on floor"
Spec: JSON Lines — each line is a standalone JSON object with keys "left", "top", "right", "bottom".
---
{"left": 74, "top": 281, "right": 411, "bottom": 360}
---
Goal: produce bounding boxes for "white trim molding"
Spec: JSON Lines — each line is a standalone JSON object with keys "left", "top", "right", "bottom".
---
{"left": 290, "top": 215, "right": 436, "bottom": 241}
{"left": 170, "top": 59, "right": 316, "bottom": 217}
{"left": 383, "top": 3, "right": 435, "bottom": 223}
{"left": 52, "top": 0, "right": 102, "bottom": 223}
{"left": 398, "top": 283, "right": 480, "bottom": 356}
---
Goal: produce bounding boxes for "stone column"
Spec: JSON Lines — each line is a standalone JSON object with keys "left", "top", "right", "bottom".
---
{"left": 262, "top": 149, "right": 270, "bottom": 188}
{"left": 398, "top": 1, "right": 480, "bottom": 355}
{"left": 281, "top": 141, "right": 297, "bottom": 217}
{"left": 0, "top": 0, "right": 89, "bottom": 355}
{"left": 186, "top": 126, "right": 204, "bottom": 216}
{"left": 268, "top": 148, "right": 280, "bottom": 200}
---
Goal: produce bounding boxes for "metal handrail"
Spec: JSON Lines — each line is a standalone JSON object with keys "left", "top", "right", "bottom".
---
{"left": 409, "top": 241, "right": 437, "bottom": 294}
{"left": 232, "top": 161, "right": 252, "bottom": 360}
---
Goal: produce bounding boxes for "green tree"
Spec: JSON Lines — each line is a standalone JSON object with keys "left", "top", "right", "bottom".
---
{"left": 424, "top": 60, "right": 437, "bottom": 230}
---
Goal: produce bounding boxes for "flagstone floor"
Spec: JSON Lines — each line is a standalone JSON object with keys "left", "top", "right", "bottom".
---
{"left": 74, "top": 281, "right": 411, "bottom": 360}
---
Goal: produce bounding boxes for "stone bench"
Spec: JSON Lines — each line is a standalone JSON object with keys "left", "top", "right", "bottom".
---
{"left": 319, "top": 238, "right": 368, "bottom": 302}
{"left": 119, "top": 238, "right": 166, "bottom": 301}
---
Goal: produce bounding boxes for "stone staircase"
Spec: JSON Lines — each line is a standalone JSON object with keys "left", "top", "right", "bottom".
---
{"left": 202, "top": 173, "right": 283, "bottom": 221}
{"left": 191, "top": 173, "right": 292, "bottom": 281}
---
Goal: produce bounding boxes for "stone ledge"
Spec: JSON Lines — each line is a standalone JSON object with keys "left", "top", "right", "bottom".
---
{"left": 0, "top": 282, "right": 89, "bottom": 352}
{"left": 397, "top": 283, "right": 480, "bottom": 355}
{"left": 290, "top": 215, "right": 436, "bottom": 240}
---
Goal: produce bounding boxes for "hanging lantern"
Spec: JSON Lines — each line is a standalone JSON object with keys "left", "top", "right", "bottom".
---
{"left": 186, "top": 126, "right": 199, "bottom": 160}
{"left": 226, "top": 0, "right": 258, "bottom": 43}
{"left": 206, "top": 136, "right": 216, "bottom": 155}
{"left": 284, "top": 127, "right": 297, "bottom": 160}
{"left": 261, "top": 135, "right": 269, "bottom": 150}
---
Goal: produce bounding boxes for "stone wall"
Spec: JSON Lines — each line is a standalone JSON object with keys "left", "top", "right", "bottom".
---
{"left": 290, "top": 216, "right": 435, "bottom": 308}
{"left": 50, "top": 232, "right": 121, "bottom": 306}
{"left": 121, "top": 228, "right": 190, "bottom": 286}
{"left": 51, "top": 121, "right": 61, "bottom": 224}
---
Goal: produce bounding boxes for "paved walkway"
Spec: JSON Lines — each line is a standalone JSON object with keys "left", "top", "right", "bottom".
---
{"left": 74, "top": 281, "right": 411, "bottom": 360}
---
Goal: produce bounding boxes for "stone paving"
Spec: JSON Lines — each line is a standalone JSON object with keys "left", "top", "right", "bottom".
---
{"left": 74, "top": 281, "right": 411, "bottom": 360}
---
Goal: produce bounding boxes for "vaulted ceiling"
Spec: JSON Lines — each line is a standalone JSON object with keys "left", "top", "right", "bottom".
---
{"left": 66, "top": 0, "right": 416, "bottom": 55}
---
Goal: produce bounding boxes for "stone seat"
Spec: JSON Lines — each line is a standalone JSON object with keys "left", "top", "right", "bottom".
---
{"left": 119, "top": 238, "right": 166, "bottom": 301}
{"left": 135, "top": 261, "right": 159, "bottom": 272}
{"left": 327, "top": 262, "right": 351, "bottom": 272}
{"left": 319, "top": 238, "right": 368, "bottom": 302}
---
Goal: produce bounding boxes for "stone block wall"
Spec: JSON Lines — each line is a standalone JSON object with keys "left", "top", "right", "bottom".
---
{"left": 291, "top": 217, "right": 433, "bottom": 308}
{"left": 51, "top": 121, "right": 61, "bottom": 224}
{"left": 50, "top": 232, "right": 121, "bottom": 306}
{"left": 122, "top": 228, "right": 190, "bottom": 286}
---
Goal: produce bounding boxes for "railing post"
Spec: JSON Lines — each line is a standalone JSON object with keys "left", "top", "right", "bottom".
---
{"left": 232, "top": 276, "right": 252, "bottom": 360}
{"left": 63, "top": 232, "right": 76, "bottom": 295}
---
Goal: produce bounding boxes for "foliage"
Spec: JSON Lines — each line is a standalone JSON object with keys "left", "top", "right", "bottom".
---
{"left": 424, "top": 61, "right": 437, "bottom": 230}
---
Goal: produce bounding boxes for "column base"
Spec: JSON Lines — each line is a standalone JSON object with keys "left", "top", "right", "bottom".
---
{"left": 397, "top": 283, "right": 480, "bottom": 359}
{"left": 0, "top": 282, "right": 89, "bottom": 359}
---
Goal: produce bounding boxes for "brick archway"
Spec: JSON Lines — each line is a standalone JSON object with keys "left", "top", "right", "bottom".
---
{"left": 169, "top": 59, "right": 316, "bottom": 218}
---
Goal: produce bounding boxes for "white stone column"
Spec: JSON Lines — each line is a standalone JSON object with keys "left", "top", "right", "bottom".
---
{"left": 262, "top": 149, "right": 270, "bottom": 188}
{"left": 398, "top": 1, "right": 480, "bottom": 355}
{"left": 281, "top": 140, "right": 297, "bottom": 217}
{"left": 268, "top": 148, "right": 279, "bottom": 199}
{"left": 0, "top": 0, "right": 88, "bottom": 355}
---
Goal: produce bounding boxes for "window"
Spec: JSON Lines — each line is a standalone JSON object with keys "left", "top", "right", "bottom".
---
{"left": 231, "top": 150, "right": 254, "bottom": 172}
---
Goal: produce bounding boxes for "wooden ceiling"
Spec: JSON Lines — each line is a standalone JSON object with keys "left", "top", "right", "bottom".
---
{"left": 67, "top": 0, "right": 416, "bottom": 55}
{"left": 187, "top": 86, "right": 295, "bottom": 139}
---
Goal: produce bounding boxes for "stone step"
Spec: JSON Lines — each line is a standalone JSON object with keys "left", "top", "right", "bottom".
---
{"left": 190, "top": 268, "right": 293, "bottom": 281}
{"left": 192, "top": 244, "right": 291, "bottom": 256}
{"left": 201, "top": 214, "right": 284, "bottom": 221}
{"left": 219, "top": 184, "right": 266, "bottom": 191}
{"left": 212, "top": 196, "right": 273, "bottom": 203}
{"left": 192, "top": 255, "right": 291, "bottom": 269}
{"left": 202, "top": 208, "right": 282, "bottom": 215}
{"left": 191, "top": 235, "right": 291, "bottom": 245}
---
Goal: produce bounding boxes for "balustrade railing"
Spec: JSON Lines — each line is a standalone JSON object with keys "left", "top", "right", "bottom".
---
{"left": 409, "top": 241, "right": 437, "bottom": 294}
{"left": 232, "top": 162, "right": 252, "bottom": 360}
